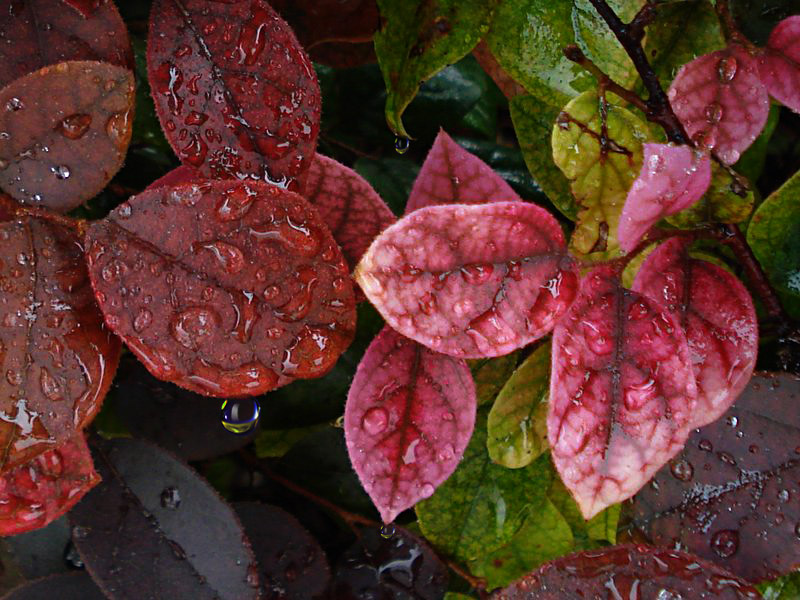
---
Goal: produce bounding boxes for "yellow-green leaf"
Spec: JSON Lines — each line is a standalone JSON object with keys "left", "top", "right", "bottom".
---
{"left": 547, "top": 475, "right": 620, "bottom": 547}
{"left": 667, "top": 162, "right": 755, "bottom": 227}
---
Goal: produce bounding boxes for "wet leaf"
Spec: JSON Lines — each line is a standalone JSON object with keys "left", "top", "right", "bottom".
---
{"left": 552, "top": 91, "right": 650, "bottom": 257}
{"left": 0, "top": 214, "right": 120, "bottom": 472}
{"left": 147, "top": 0, "right": 320, "bottom": 190}
{"left": 69, "top": 437, "right": 259, "bottom": 599}
{"left": 548, "top": 266, "right": 697, "bottom": 519}
{"left": 632, "top": 372, "right": 800, "bottom": 583}
{"left": 547, "top": 475, "right": 620, "bottom": 548}
{"left": 759, "top": 16, "right": 800, "bottom": 114}
{"left": 355, "top": 202, "right": 579, "bottom": 358}
{"left": 469, "top": 352, "right": 519, "bottom": 406}
{"left": 487, "top": 342, "right": 549, "bottom": 469}
{"left": 666, "top": 162, "right": 755, "bottom": 227}
{"left": 374, "top": 0, "right": 497, "bottom": 138}
{"left": 472, "top": 41, "right": 527, "bottom": 100}
{"left": 0, "top": 60, "right": 135, "bottom": 212}
{"left": 632, "top": 237, "right": 757, "bottom": 428}
{"left": 668, "top": 44, "right": 770, "bottom": 165}
{"left": 617, "top": 143, "right": 712, "bottom": 252}
{"left": 85, "top": 181, "right": 356, "bottom": 398}
{"left": 345, "top": 325, "right": 476, "bottom": 523}
{"left": 2, "top": 573, "right": 105, "bottom": 600}
{"left": 493, "top": 544, "right": 761, "bottom": 599}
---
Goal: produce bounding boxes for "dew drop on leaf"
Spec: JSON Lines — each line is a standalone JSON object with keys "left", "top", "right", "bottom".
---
{"left": 220, "top": 398, "right": 260, "bottom": 435}
{"left": 710, "top": 529, "right": 739, "bottom": 558}
{"left": 394, "top": 137, "right": 410, "bottom": 154}
{"left": 380, "top": 523, "right": 396, "bottom": 539}
{"left": 160, "top": 486, "right": 181, "bottom": 510}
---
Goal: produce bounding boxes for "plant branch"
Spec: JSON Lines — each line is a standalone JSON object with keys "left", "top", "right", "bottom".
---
{"left": 714, "top": 0, "right": 757, "bottom": 49}
{"left": 563, "top": 45, "right": 647, "bottom": 112}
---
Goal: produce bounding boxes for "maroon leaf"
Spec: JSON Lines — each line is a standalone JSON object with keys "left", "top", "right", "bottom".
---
{"left": 147, "top": 0, "right": 321, "bottom": 191}
{"left": 632, "top": 237, "right": 757, "bottom": 428}
{"left": 61, "top": 0, "right": 102, "bottom": 18}
{"left": 548, "top": 266, "right": 697, "bottom": 519}
{"left": 345, "top": 325, "right": 476, "bottom": 523}
{"left": 493, "top": 544, "right": 761, "bottom": 599}
{"left": 145, "top": 164, "right": 203, "bottom": 191}
{"left": 759, "top": 16, "right": 800, "bottom": 114}
{"left": 0, "top": 0, "right": 132, "bottom": 88}
{"left": 668, "top": 45, "right": 770, "bottom": 165}
{"left": 633, "top": 372, "right": 800, "bottom": 583}
{"left": 0, "top": 60, "right": 135, "bottom": 213}
{"left": 85, "top": 180, "right": 356, "bottom": 397}
{"left": 355, "top": 202, "right": 579, "bottom": 358}
{"left": 405, "top": 129, "right": 520, "bottom": 214}
{"left": 2, "top": 573, "right": 106, "bottom": 600}
{"left": 617, "top": 143, "right": 711, "bottom": 252}
{"left": 0, "top": 214, "right": 121, "bottom": 472}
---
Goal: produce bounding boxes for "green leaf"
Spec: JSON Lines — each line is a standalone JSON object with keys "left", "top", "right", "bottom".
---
{"left": 375, "top": 0, "right": 498, "bottom": 138}
{"left": 547, "top": 475, "right": 620, "bottom": 547}
{"left": 758, "top": 570, "right": 800, "bottom": 599}
{"left": 444, "top": 594, "right": 476, "bottom": 600}
{"left": 487, "top": 343, "right": 550, "bottom": 468}
{"left": 666, "top": 162, "right": 755, "bottom": 227}
{"left": 552, "top": 90, "right": 650, "bottom": 258}
{"left": 468, "top": 352, "right": 519, "bottom": 406}
{"left": 253, "top": 424, "right": 328, "bottom": 458}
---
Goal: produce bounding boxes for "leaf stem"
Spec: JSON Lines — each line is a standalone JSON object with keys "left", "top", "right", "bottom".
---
{"left": 563, "top": 45, "right": 647, "bottom": 112}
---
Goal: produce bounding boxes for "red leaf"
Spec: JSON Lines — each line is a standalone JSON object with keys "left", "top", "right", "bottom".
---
{"left": 0, "top": 434, "right": 100, "bottom": 536}
{"left": 147, "top": 0, "right": 321, "bottom": 191}
{"left": 146, "top": 165, "right": 203, "bottom": 191}
{"left": 759, "top": 16, "right": 800, "bottom": 114}
{"left": 633, "top": 237, "right": 757, "bottom": 428}
{"left": 0, "top": 215, "right": 120, "bottom": 473}
{"left": 405, "top": 130, "right": 520, "bottom": 214}
{"left": 548, "top": 266, "right": 697, "bottom": 519}
{"left": 668, "top": 45, "right": 769, "bottom": 165}
{"left": 60, "top": 0, "right": 102, "bottom": 18}
{"left": 355, "top": 202, "right": 578, "bottom": 358}
{"left": 633, "top": 372, "right": 800, "bottom": 582}
{"left": 617, "top": 143, "right": 711, "bottom": 252}
{"left": 85, "top": 181, "right": 356, "bottom": 398}
{"left": 494, "top": 544, "right": 761, "bottom": 599}
{"left": 344, "top": 326, "right": 476, "bottom": 523}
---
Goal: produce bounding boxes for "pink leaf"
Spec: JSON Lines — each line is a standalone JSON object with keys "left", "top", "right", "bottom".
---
{"left": 345, "top": 325, "right": 476, "bottom": 523}
{"left": 668, "top": 45, "right": 769, "bottom": 165}
{"left": 759, "top": 15, "right": 800, "bottom": 114}
{"left": 632, "top": 238, "right": 757, "bottom": 428}
{"left": 355, "top": 202, "right": 579, "bottom": 358}
{"left": 617, "top": 143, "right": 711, "bottom": 252}
{"left": 304, "top": 154, "right": 396, "bottom": 269}
{"left": 548, "top": 266, "right": 697, "bottom": 519}
{"left": 405, "top": 130, "right": 520, "bottom": 214}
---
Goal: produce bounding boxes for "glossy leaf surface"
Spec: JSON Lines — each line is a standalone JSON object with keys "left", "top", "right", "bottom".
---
{"left": 355, "top": 202, "right": 579, "bottom": 358}
{"left": 2, "top": 573, "right": 105, "bottom": 600}
{"left": 147, "top": 0, "right": 320, "bottom": 190}
{"left": 85, "top": 181, "right": 356, "bottom": 397}
{"left": 759, "top": 16, "right": 800, "bottom": 113}
{"left": 666, "top": 162, "right": 755, "bottom": 228}
{"left": 345, "top": 326, "right": 475, "bottom": 523}
{"left": 549, "top": 266, "right": 697, "bottom": 519}
{"left": 0, "top": 61, "right": 135, "bottom": 212}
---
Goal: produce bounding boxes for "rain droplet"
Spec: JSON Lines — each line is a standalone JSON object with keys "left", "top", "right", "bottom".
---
{"left": 710, "top": 529, "right": 738, "bottom": 558}
{"left": 197, "top": 240, "right": 245, "bottom": 274}
{"left": 778, "top": 489, "right": 790, "bottom": 503}
{"left": 72, "top": 525, "right": 89, "bottom": 540}
{"left": 460, "top": 263, "right": 494, "bottom": 285}
{"left": 51, "top": 165, "right": 71, "bottom": 180}
{"left": 380, "top": 523, "right": 396, "bottom": 538}
{"left": 420, "top": 482, "right": 435, "bottom": 498}
{"left": 133, "top": 308, "right": 153, "bottom": 333}
{"left": 55, "top": 114, "right": 92, "bottom": 140}
{"left": 63, "top": 541, "right": 84, "bottom": 569}
{"left": 698, "top": 439, "right": 713, "bottom": 452}
{"left": 669, "top": 458, "right": 693, "bottom": 481}
{"left": 394, "top": 137, "right": 409, "bottom": 154}
{"left": 220, "top": 398, "right": 260, "bottom": 434}
{"left": 160, "top": 486, "right": 181, "bottom": 509}
{"left": 5, "top": 97, "right": 23, "bottom": 112}
{"left": 170, "top": 307, "right": 220, "bottom": 349}
{"left": 362, "top": 407, "right": 389, "bottom": 435}
{"left": 704, "top": 102, "right": 723, "bottom": 125}
{"left": 717, "top": 56, "right": 737, "bottom": 82}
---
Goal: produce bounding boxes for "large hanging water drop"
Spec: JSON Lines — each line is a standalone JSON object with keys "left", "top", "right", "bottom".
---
{"left": 394, "top": 137, "right": 410, "bottom": 154}
{"left": 220, "top": 398, "right": 260, "bottom": 434}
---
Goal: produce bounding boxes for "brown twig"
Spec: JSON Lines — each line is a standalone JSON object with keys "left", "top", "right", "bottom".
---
{"left": 714, "top": 0, "right": 758, "bottom": 50}
{"left": 563, "top": 45, "right": 647, "bottom": 112}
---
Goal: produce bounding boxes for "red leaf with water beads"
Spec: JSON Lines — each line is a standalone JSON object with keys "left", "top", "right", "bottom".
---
{"left": 85, "top": 180, "right": 356, "bottom": 398}
{"left": 548, "top": 266, "right": 697, "bottom": 519}
{"left": 355, "top": 202, "right": 578, "bottom": 358}
{"left": 405, "top": 129, "right": 520, "bottom": 214}
{"left": 0, "top": 434, "right": 99, "bottom": 536}
{"left": 759, "top": 16, "right": 800, "bottom": 114}
{"left": 61, "top": 0, "right": 102, "bottom": 18}
{"left": 344, "top": 326, "right": 476, "bottom": 524}
{"left": 633, "top": 373, "right": 800, "bottom": 583}
{"left": 493, "top": 544, "right": 761, "bottom": 599}
{"left": 668, "top": 45, "right": 769, "bottom": 165}
{"left": 147, "top": 0, "right": 321, "bottom": 191}
{"left": 633, "top": 237, "right": 757, "bottom": 429}
{"left": 617, "top": 143, "right": 711, "bottom": 252}
{"left": 146, "top": 164, "right": 203, "bottom": 191}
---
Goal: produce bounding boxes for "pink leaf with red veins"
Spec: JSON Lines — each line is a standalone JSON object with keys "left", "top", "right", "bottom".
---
{"left": 405, "top": 129, "right": 520, "bottom": 214}
{"left": 632, "top": 238, "right": 757, "bottom": 429}
{"left": 759, "top": 16, "right": 800, "bottom": 114}
{"left": 355, "top": 202, "right": 579, "bottom": 358}
{"left": 668, "top": 44, "right": 769, "bottom": 165}
{"left": 548, "top": 266, "right": 697, "bottom": 519}
{"left": 345, "top": 325, "right": 476, "bottom": 523}
{"left": 617, "top": 143, "right": 711, "bottom": 252}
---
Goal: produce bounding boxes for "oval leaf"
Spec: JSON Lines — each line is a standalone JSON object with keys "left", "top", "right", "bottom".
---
{"left": 548, "top": 266, "right": 697, "bottom": 519}
{"left": 355, "top": 202, "right": 579, "bottom": 358}
{"left": 2, "top": 573, "right": 105, "bottom": 600}
{"left": 345, "top": 325, "right": 476, "bottom": 523}
{"left": 633, "top": 237, "right": 757, "bottom": 428}
{"left": 0, "top": 60, "right": 135, "bottom": 212}
{"left": 147, "top": 0, "right": 320, "bottom": 190}
{"left": 668, "top": 45, "right": 770, "bottom": 165}
{"left": 759, "top": 16, "right": 800, "bottom": 114}
{"left": 85, "top": 180, "right": 356, "bottom": 398}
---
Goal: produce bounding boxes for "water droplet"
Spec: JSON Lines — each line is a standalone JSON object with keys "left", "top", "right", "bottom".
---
{"left": 55, "top": 114, "right": 91, "bottom": 139}
{"left": 160, "top": 486, "right": 181, "bottom": 509}
{"left": 51, "top": 165, "right": 71, "bottom": 179}
{"left": 418, "top": 292, "right": 437, "bottom": 316}
{"left": 710, "top": 529, "right": 738, "bottom": 558}
{"left": 5, "top": 97, "right": 23, "bottom": 112}
{"left": 362, "top": 407, "right": 389, "bottom": 435}
{"left": 220, "top": 398, "right": 260, "bottom": 434}
{"left": 698, "top": 439, "right": 713, "bottom": 452}
{"left": 170, "top": 307, "right": 220, "bottom": 349}
{"left": 133, "top": 308, "right": 153, "bottom": 332}
{"left": 106, "top": 111, "right": 131, "bottom": 149}
{"left": 5, "top": 369, "right": 21, "bottom": 386}
{"left": 72, "top": 525, "right": 89, "bottom": 540}
{"left": 795, "top": 523, "right": 800, "bottom": 538}
{"left": 394, "top": 137, "right": 409, "bottom": 154}
{"left": 704, "top": 102, "right": 723, "bottom": 124}
{"left": 216, "top": 184, "right": 256, "bottom": 221}
{"left": 197, "top": 240, "right": 245, "bottom": 274}
{"left": 233, "top": 3, "right": 270, "bottom": 66}
{"left": 460, "top": 263, "right": 494, "bottom": 285}
{"left": 670, "top": 458, "right": 693, "bottom": 481}
{"left": 726, "top": 415, "right": 738, "bottom": 427}
{"left": 717, "top": 56, "right": 738, "bottom": 82}
{"left": 778, "top": 489, "right": 790, "bottom": 502}
{"left": 380, "top": 523, "right": 396, "bottom": 538}
{"left": 400, "top": 263, "right": 423, "bottom": 283}
{"left": 420, "top": 482, "right": 435, "bottom": 498}
{"left": 39, "top": 368, "right": 62, "bottom": 401}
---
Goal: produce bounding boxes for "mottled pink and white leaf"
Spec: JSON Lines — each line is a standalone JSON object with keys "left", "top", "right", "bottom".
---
{"left": 345, "top": 326, "right": 476, "bottom": 524}
{"left": 618, "top": 143, "right": 711, "bottom": 252}
{"left": 668, "top": 45, "right": 769, "bottom": 165}
{"left": 548, "top": 266, "right": 697, "bottom": 519}
{"left": 355, "top": 202, "right": 579, "bottom": 358}
{"left": 633, "top": 238, "right": 757, "bottom": 428}
{"left": 405, "top": 129, "right": 520, "bottom": 214}
{"left": 759, "top": 16, "right": 800, "bottom": 114}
